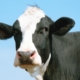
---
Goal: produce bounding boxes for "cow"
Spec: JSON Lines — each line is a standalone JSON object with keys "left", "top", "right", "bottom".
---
{"left": 0, "top": 6, "right": 79, "bottom": 80}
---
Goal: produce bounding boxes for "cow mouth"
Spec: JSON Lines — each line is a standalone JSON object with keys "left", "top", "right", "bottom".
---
{"left": 19, "top": 63, "right": 38, "bottom": 69}
{"left": 19, "top": 60, "right": 41, "bottom": 69}
{"left": 14, "top": 58, "right": 36, "bottom": 68}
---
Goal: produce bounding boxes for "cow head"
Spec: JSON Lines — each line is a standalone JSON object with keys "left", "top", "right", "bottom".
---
{"left": 0, "top": 6, "right": 75, "bottom": 79}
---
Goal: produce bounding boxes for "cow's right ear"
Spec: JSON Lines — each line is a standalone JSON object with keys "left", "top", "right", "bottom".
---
{"left": 0, "top": 23, "right": 13, "bottom": 39}
{"left": 49, "top": 17, "right": 75, "bottom": 36}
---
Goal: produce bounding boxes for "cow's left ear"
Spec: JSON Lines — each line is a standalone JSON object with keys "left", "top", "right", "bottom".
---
{"left": 49, "top": 17, "right": 75, "bottom": 36}
{"left": 0, "top": 23, "right": 13, "bottom": 39}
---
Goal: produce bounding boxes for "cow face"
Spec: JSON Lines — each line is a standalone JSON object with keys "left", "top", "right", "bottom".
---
{"left": 13, "top": 7, "right": 53, "bottom": 69}
{"left": 0, "top": 6, "right": 75, "bottom": 71}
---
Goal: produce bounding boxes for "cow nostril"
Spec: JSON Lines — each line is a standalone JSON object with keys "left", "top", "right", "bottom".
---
{"left": 31, "top": 53, "right": 35, "bottom": 57}
{"left": 30, "top": 51, "right": 36, "bottom": 58}
{"left": 17, "top": 52, "right": 22, "bottom": 58}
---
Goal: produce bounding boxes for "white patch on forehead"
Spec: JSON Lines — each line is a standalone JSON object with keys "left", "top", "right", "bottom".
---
{"left": 18, "top": 6, "right": 45, "bottom": 32}
{"left": 17, "top": 6, "right": 45, "bottom": 51}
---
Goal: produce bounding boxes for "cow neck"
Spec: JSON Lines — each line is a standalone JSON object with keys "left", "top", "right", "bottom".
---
{"left": 26, "top": 54, "right": 51, "bottom": 80}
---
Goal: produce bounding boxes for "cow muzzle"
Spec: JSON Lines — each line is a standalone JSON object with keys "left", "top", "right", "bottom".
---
{"left": 17, "top": 51, "right": 36, "bottom": 64}
{"left": 14, "top": 49, "right": 42, "bottom": 68}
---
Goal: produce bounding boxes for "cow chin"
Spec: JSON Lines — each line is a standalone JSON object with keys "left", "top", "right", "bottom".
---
{"left": 19, "top": 64, "right": 39, "bottom": 69}
{"left": 14, "top": 60, "right": 42, "bottom": 69}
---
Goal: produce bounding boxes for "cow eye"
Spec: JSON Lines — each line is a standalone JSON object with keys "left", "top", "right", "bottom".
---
{"left": 43, "top": 27, "right": 48, "bottom": 32}
{"left": 39, "top": 27, "right": 48, "bottom": 34}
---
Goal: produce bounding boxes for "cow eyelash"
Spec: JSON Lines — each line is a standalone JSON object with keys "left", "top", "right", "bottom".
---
{"left": 39, "top": 27, "right": 48, "bottom": 34}
{"left": 44, "top": 27, "right": 48, "bottom": 31}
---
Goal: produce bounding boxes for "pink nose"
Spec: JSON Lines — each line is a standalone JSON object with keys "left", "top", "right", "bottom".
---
{"left": 16, "top": 51, "right": 36, "bottom": 64}
{"left": 17, "top": 51, "right": 36, "bottom": 59}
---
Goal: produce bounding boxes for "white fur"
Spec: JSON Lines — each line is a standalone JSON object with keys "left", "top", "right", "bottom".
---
{"left": 14, "top": 6, "right": 45, "bottom": 67}
{"left": 18, "top": 6, "right": 45, "bottom": 32}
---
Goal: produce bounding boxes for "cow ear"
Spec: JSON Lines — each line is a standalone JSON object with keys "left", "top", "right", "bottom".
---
{"left": 49, "top": 17, "right": 75, "bottom": 36}
{"left": 0, "top": 23, "right": 13, "bottom": 39}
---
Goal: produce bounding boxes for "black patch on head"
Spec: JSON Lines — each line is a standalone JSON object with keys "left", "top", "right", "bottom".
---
{"left": 13, "top": 20, "right": 22, "bottom": 50}
{"left": 32, "top": 16, "right": 53, "bottom": 63}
